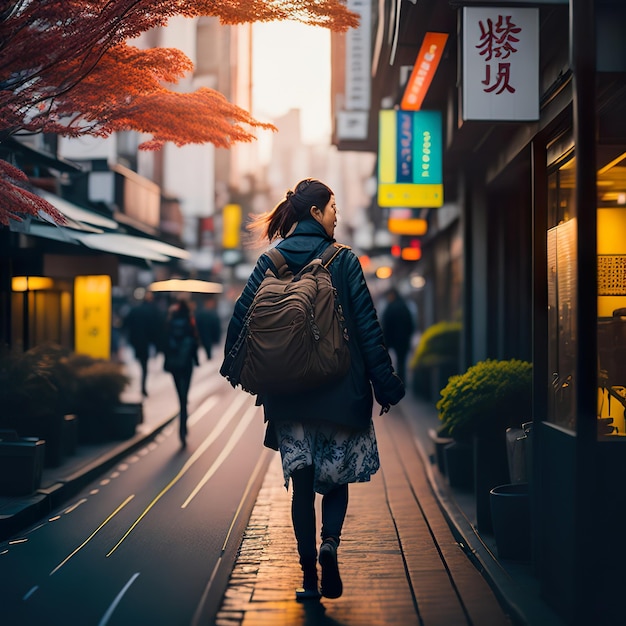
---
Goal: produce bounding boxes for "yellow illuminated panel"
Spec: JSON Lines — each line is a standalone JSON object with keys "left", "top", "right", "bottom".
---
{"left": 378, "top": 110, "right": 397, "bottom": 184}
{"left": 74, "top": 275, "right": 111, "bottom": 359}
{"left": 12, "top": 277, "right": 54, "bottom": 291}
{"left": 222, "top": 204, "right": 242, "bottom": 249}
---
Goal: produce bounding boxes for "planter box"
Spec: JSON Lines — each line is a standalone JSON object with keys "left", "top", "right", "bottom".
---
{"left": 109, "top": 403, "right": 141, "bottom": 440}
{"left": 444, "top": 441, "right": 474, "bottom": 490}
{"left": 490, "top": 483, "right": 531, "bottom": 560}
{"left": 18, "top": 412, "right": 65, "bottom": 469}
{"left": 428, "top": 428, "right": 454, "bottom": 476}
{"left": 62, "top": 414, "right": 78, "bottom": 456}
{"left": 474, "top": 434, "right": 511, "bottom": 532}
{"left": 0, "top": 431, "right": 45, "bottom": 496}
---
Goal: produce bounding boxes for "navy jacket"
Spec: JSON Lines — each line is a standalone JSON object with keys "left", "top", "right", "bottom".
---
{"left": 224, "top": 219, "right": 405, "bottom": 431}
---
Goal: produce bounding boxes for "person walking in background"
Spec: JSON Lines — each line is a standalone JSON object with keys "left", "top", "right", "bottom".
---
{"left": 123, "top": 290, "right": 164, "bottom": 397}
{"left": 222, "top": 178, "right": 405, "bottom": 601}
{"left": 381, "top": 287, "right": 415, "bottom": 384}
{"left": 195, "top": 296, "right": 222, "bottom": 360}
{"left": 163, "top": 299, "right": 199, "bottom": 447}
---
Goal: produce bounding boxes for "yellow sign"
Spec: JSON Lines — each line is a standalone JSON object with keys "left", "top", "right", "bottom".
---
{"left": 74, "top": 275, "right": 111, "bottom": 359}
{"left": 222, "top": 204, "right": 242, "bottom": 249}
{"left": 378, "top": 110, "right": 444, "bottom": 208}
{"left": 388, "top": 217, "right": 428, "bottom": 236}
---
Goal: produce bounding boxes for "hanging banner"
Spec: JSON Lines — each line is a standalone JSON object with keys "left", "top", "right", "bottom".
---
{"left": 462, "top": 7, "right": 539, "bottom": 121}
{"left": 378, "top": 110, "right": 443, "bottom": 208}
{"left": 74, "top": 275, "right": 111, "bottom": 359}
{"left": 401, "top": 32, "right": 449, "bottom": 111}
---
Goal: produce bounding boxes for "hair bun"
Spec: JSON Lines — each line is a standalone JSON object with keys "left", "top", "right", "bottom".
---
{"left": 286, "top": 190, "right": 294, "bottom": 199}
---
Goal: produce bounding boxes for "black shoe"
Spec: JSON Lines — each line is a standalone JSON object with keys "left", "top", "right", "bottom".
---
{"left": 319, "top": 538, "right": 342, "bottom": 599}
{"left": 296, "top": 566, "right": 320, "bottom": 601}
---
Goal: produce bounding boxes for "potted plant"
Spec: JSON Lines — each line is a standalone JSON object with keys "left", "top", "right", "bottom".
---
{"left": 410, "top": 321, "right": 461, "bottom": 401}
{"left": 66, "top": 353, "right": 131, "bottom": 443}
{"left": 0, "top": 343, "right": 74, "bottom": 468}
{"left": 436, "top": 358, "right": 532, "bottom": 532}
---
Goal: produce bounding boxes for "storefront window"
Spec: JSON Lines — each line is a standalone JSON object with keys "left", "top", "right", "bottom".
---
{"left": 547, "top": 156, "right": 578, "bottom": 431}
{"left": 596, "top": 148, "right": 626, "bottom": 439}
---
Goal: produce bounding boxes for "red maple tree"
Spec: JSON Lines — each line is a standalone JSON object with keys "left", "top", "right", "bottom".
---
{"left": 0, "top": 0, "right": 359, "bottom": 224}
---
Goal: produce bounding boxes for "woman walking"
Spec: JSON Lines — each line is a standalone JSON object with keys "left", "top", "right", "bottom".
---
{"left": 164, "top": 299, "right": 199, "bottom": 447}
{"left": 222, "top": 178, "right": 405, "bottom": 600}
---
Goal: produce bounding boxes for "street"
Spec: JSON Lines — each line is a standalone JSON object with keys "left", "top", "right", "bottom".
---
{"left": 0, "top": 355, "right": 269, "bottom": 626}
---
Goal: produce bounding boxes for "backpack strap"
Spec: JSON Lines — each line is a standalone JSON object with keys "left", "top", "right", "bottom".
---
{"left": 266, "top": 242, "right": 350, "bottom": 276}
{"left": 320, "top": 242, "right": 351, "bottom": 268}
{"left": 265, "top": 247, "right": 290, "bottom": 277}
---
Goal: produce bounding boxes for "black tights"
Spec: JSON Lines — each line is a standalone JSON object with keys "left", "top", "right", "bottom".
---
{"left": 291, "top": 465, "right": 348, "bottom": 568}
{"left": 171, "top": 366, "right": 193, "bottom": 436}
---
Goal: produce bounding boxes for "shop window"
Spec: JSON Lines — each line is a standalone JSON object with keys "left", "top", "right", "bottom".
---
{"left": 547, "top": 157, "right": 578, "bottom": 431}
{"left": 10, "top": 278, "right": 73, "bottom": 351}
{"left": 597, "top": 148, "right": 626, "bottom": 440}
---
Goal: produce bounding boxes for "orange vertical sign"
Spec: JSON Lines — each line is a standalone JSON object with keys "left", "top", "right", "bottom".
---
{"left": 401, "top": 32, "right": 448, "bottom": 111}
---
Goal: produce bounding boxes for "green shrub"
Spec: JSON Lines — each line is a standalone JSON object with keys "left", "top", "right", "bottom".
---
{"left": 66, "top": 353, "right": 129, "bottom": 417}
{"left": 436, "top": 358, "right": 532, "bottom": 440}
{"left": 410, "top": 321, "right": 461, "bottom": 370}
{"left": 410, "top": 321, "right": 462, "bottom": 400}
{"left": 0, "top": 342, "right": 74, "bottom": 423}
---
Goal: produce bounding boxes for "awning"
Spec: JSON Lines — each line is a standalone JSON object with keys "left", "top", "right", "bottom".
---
{"left": 0, "top": 138, "right": 83, "bottom": 173}
{"left": 76, "top": 233, "right": 172, "bottom": 262}
{"left": 132, "top": 238, "right": 190, "bottom": 260}
{"left": 12, "top": 189, "right": 190, "bottom": 264}
{"left": 36, "top": 188, "right": 118, "bottom": 230}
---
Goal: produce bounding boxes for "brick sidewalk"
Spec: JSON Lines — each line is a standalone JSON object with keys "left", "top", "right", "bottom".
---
{"left": 215, "top": 407, "right": 514, "bottom": 626}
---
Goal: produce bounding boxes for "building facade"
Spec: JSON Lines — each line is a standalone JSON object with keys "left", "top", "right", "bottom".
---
{"left": 330, "top": 1, "right": 626, "bottom": 623}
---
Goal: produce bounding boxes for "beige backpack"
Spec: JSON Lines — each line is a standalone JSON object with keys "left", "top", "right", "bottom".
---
{"left": 221, "top": 243, "right": 351, "bottom": 395}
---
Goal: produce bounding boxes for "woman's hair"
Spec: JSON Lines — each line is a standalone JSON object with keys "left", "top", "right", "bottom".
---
{"left": 169, "top": 298, "right": 190, "bottom": 319}
{"left": 249, "top": 178, "right": 333, "bottom": 242}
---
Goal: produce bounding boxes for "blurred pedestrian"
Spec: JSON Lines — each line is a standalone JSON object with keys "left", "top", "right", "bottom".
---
{"left": 381, "top": 287, "right": 415, "bottom": 384}
{"left": 222, "top": 178, "right": 405, "bottom": 601}
{"left": 163, "top": 299, "right": 199, "bottom": 447}
{"left": 195, "top": 296, "right": 222, "bottom": 359}
{"left": 123, "top": 290, "right": 164, "bottom": 397}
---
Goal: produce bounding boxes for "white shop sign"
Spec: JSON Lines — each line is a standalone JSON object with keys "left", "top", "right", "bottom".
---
{"left": 462, "top": 6, "right": 539, "bottom": 121}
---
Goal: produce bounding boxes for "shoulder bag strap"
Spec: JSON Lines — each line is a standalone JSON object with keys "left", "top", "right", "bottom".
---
{"left": 265, "top": 247, "right": 290, "bottom": 277}
{"left": 320, "top": 242, "right": 351, "bottom": 268}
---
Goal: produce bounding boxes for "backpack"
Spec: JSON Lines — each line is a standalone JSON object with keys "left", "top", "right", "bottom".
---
{"left": 221, "top": 243, "right": 351, "bottom": 395}
{"left": 163, "top": 317, "right": 196, "bottom": 372}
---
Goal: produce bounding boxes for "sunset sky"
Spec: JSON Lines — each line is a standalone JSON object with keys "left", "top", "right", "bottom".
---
{"left": 252, "top": 21, "right": 332, "bottom": 145}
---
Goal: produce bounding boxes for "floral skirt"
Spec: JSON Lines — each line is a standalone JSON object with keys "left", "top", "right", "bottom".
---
{"left": 274, "top": 419, "right": 380, "bottom": 495}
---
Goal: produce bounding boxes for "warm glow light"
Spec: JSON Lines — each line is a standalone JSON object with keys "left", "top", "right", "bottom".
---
{"left": 598, "top": 152, "right": 626, "bottom": 175}
{"left": 12, "top": 276, "right": 54, "bottom": 292}
{"left": 376, "top": 266, "right": 393, "bottom": 279}
{"left": 149, "top": 279, "right": 223, "bottom": 294}
{"left": 410, "top": 275, "right": 426, "bottom": 289}
{"left": 401, "top": 247, "right": 422, "bottom": 261}
{"left": 388, "top": 217, "right": 428, "bottom": 236}
{"left": 359, "top": 255, "right": 371, "bottom": 270}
